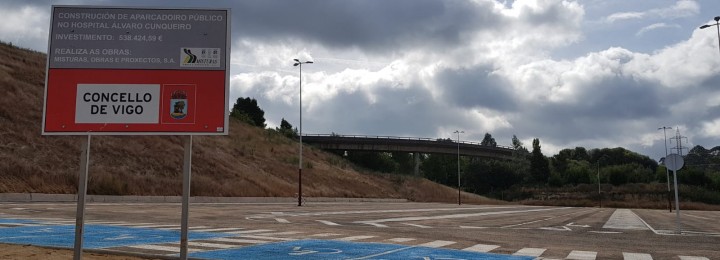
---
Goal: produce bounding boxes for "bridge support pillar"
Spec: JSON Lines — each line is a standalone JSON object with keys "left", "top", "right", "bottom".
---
{"left": 414, "top": 152, "right": 421, "bottom": 176}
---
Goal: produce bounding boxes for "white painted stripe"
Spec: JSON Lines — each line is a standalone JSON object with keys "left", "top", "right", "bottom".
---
{"left": 316, "top": 220, "right": 341, "bottom": 226}
{"left": 345, "top": 246, "right": 416, "bottom": 260}
{"left": 588, "top": 231, "right": 622, "bottom": 234}
{"left": 193, "top": 227, "right": 245, "bottom": 232}
{"left": 513, "top": 248, "right": 546, "bottom": 257}
{"left": 236, "top": 235, "right": 296, "bottom": 241}
{"left": 386, "top": 238, "right": 416, "bottom": 243}
{"left": 86, "top": 221, "right": 130, "bottom": 225}
{"left": 310, "top": 233, "right": 341, "bottom": 237}
{"left": 459, "top": 226, "right": 489, "bottom": 229}
{"left": 112, "top": 223, "right": 156, "bottom": 226}
{"left": 253, "top": 231, "right": 302, "bottom": 236}
{"left": 462, "top": 244, "right": 499, "bottom": 252}
{"left": 127, "top": 244, "right": 202, "bottom": 253}
{"left": 622, "top": 252, "right": 653, "bottom": 260}
{"left": 683, "top": 213, "right": 711, "bottom": 220}
{"left": 355, "top": 207, "right": 569, "bottom": 224}
{"left": 603, "top": 209, "right": 649, "bottom": 230}
{"left": 360, "top": 222, "right": 389, "bottom": 228}
{"left": 679, "top": 257, "right": 709, "bottom": 260}
{"left": 566, "top": 250, "right": 597, "bottom": 260}
{"left": 211, "top": 237, "right": 269, "bottom": 244}
{"left": 275, "top": 218, "right": 290, "bottom": 223}
{"left": 164, "top": 226, "right": 211, "bottom": 230}
{"left": 226, "top": 229, "right": 274, "bottom": 234}
{"left": 168, "top": 241, "right": 239, "bottom": 249}
{"left": 402, "top": 223, "right": 432, "bottom": 228}
{"left": 417, "top": 240, "right": 456, "bottom": 248}
{"left": 336, "top": 235, "right": 376, "bottom": 241}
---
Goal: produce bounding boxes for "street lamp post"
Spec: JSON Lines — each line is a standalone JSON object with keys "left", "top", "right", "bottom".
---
{"left": 454, "top": 130, "right": 464, "bottom": 205}
{"left": 293, "top": 59, "right": 313, "bottom": 207}
{"left": 659, "top": 126, "right": 673, "bottom": 212}
{"left": 597, "top": 159, "right": 601, "bottom": 208}
{"left": 597, "top": 155, "right": 608, "bottom": 208}
{"left": 699, "top": 16, "right": 720, "bottom": 55}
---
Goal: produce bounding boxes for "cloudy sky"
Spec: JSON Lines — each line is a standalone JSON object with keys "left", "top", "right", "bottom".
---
{"left": 4, "top": 0, "right": 720, "bottom": 161}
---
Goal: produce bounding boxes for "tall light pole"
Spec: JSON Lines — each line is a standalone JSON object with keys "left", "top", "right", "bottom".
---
{"left": 597, "top": 155, "right": 608, "bottom": 208}
{"left": 659, "top": 126, "right": 672, "bottom": 212}
{"left": 293, "top": 58, "right": 313, "bottom": 207}
{"left": 454, "top": 130, "right": 464, "bottom": 205}
{"left": 699, "top": 16, "right": 720, "bottom": 55}
{"left": 597, "top": 158, "right": 602, "bottom": 208}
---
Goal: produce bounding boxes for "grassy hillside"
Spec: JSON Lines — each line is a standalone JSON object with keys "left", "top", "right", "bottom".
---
{"left": 0, "top": 42, "right": 500, "bottom": 204}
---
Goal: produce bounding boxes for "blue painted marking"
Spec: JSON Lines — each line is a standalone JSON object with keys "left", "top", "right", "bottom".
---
{"left": 0, "top": 224, "right": 232, "bottom": 249}
{"left": 190, "top": 240, "right": 533, "bottom": 260}
{"left": 0, "top": 218, "right": 39, "bottom": 224}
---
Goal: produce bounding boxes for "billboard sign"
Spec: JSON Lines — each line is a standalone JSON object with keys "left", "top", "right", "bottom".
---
{"left": 43, "top": 6, "right": 230, "bottom": 135}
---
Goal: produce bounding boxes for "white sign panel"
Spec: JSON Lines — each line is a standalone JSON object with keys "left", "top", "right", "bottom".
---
{"left": 75, "top": 84, "right": 160, "bottom": 123}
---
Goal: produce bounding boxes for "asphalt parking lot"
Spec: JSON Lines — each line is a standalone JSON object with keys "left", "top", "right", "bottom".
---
{"left": 0, "top": 201, "right": 717, "bottom": 259}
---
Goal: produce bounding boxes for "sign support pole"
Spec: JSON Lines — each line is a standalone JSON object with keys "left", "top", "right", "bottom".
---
{"left": 73, "top": 135, "right": 91, "bottom": 260}
{"left": 673, "top": 169, "right": 681, "bottom": 234}
{"left": 180, "top": 136, "right": 193, "bottom": 259}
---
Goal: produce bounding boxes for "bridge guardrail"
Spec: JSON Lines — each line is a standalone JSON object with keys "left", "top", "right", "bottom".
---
{"left": 303, "top": 134, "right": 514, "bottom": 150}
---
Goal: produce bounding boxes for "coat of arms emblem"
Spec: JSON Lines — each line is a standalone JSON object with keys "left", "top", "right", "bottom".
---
{"left": 170, "top": 90, "right": 188, "bottom": 119}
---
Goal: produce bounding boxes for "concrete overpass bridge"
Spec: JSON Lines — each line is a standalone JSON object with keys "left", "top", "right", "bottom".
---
{"left": 302, "top": 134, "right": 518, "bottom": 175}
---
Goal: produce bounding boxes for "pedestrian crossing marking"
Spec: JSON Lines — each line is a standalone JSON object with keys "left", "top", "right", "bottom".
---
{"left": 623, "top": 252, "right": 653, "bottom": 260}
{"left": 417, "top": 240, "right": 456, "bottom": 248}
{"left": 566, "top": 250, "right": 597, "bottom": 260}
{"left": 310, "top": 233, "right": 342, "bottom": 237}
{"left": 462, "top": 244, "right": 499, "bottom": 252}
{"left": 336, "top": 235, "right": 376, "bottom": 241}
{"left": 387, "top": 238, "right": 416, "bottom": 243}
{"left": 679, "top": 256, "right": 709, "bottom": 260}
{"left": 513, "top": 247, "right": 546, "bottom": 257}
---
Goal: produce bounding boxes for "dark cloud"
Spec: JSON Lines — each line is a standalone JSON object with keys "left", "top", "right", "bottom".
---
{"left": 435, "top": 66, "right": 517, "bottom": 111}
{"left": 227, "top": 0, "right": 504, "bottom": 53}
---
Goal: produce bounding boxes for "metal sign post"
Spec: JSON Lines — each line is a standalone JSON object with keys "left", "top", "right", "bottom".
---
{"left": 665, "top": 153, "right": 684, "bottom": 234}
{"left": 180, "top": 136, "right": 193, "bottom": 259}
{"left": 73, "top": 135, "right": 91, "bottom": 260}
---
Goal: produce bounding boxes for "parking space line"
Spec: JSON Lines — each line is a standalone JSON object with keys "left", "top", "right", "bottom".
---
{"left": 317, "top": 220, "right": 341, "bottom": 226}
{"left": 402, "top": 223, "right": 432, "bottom": 228}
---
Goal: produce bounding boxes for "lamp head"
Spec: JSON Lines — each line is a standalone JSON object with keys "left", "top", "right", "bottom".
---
{"left": 293, "top": 58, "right": 300, "bottom": 62}
{"left": 700, "top": 24, "right": 712, "bottom": 29}
{"left": 293, "top": 63, "right": 300, "bottom": 66}
{"left": 715, "top": 16, "right": 720, "bottom": 22}
{"left": 306, "top": 61, "right": 314, "bottom": 64}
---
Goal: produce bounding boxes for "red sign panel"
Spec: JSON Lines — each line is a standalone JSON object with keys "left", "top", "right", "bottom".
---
{"left": 43, "top": 6, "right": 229, "bottom": 135}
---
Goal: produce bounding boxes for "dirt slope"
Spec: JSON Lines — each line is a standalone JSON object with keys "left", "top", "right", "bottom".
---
{"left": 0, "top": 42, "right": 500, "bottom": 204}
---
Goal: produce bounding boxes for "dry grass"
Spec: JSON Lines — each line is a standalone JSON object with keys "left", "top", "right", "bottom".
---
{"left": 0, "top": 42, "right": 500, "bottom": 204}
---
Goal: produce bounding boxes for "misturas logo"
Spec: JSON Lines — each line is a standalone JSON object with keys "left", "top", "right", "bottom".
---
{"left": 180, "top": 48, "right": 220, "bottom": 68}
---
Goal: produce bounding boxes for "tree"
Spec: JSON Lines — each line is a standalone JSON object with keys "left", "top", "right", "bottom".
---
{"left": 276, "top": 118, "right": 298, "bottom": 139}
{"left": 530, "top": 138, "right": 550, "bottom": 183}
{"left": 231, "top": 97, "right": 266, "bottom": 127}
{"left": 481, "top": 133, "right": 497, "bottom": 147}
